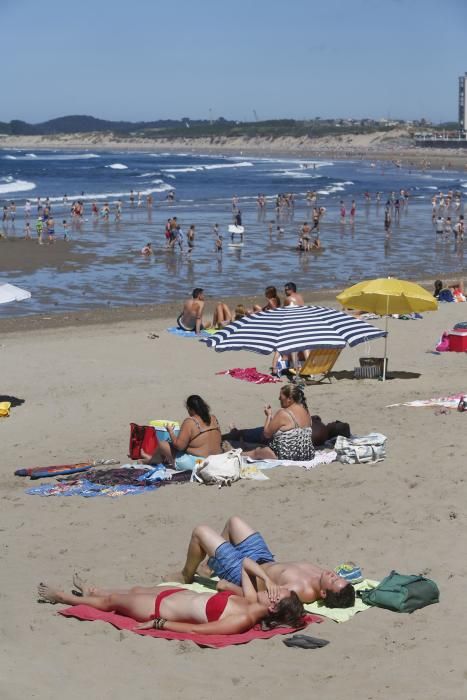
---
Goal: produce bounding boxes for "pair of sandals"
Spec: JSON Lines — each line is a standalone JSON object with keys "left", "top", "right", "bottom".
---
{"left": 283, "top": 634, "right": 330, "bottom": 650}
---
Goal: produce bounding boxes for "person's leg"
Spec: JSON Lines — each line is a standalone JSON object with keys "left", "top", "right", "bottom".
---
{"left": 181, "top": 525, "right": 227, "bottom": 583}
{"left": 242, "top": 446, "right": 277, "bottom": 460}
{"left": 141, "top": 440, "right": 174, "bottom": 466}
{"left": 38, "top": 584, "right": 155, "bottom": 621}
{"left": 220, "top": 515, "right": 256, "bottom": 545}
{"left": 72, "top": 573, "right": 170, "bottom": 597}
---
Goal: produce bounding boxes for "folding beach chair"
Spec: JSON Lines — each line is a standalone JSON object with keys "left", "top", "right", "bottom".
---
{"left": 289, "top": 347, "right": 342, "bottom": 384}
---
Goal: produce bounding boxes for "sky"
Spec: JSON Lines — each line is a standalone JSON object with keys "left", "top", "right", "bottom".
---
{"left": 2, "top": 0, "right": 467, "bottom": 124}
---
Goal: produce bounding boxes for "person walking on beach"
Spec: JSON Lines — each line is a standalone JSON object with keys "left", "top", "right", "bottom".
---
{"left": 24, "top": 221, "right": 31, "bottom": 239}
{"left": 187, "top": 225, "right": 195, "bottom": 255}
{"left": 349, "top": 200, "right": 356, "bottom": 224}
{"left": 339, "top": 201, "right": 346, "bottom": 223}
{"left": 47, "top": 216, "right": 55, "bottom": 244}
{"left": 24, "top": 200, "right": 31, "bottom": 219}
{"left": 36, "top": 217, "right": 43, "bottom": 244}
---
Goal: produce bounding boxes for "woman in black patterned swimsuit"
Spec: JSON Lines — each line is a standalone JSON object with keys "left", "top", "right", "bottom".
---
{"left": 242, "top": 385, "right": 314, "bottom": 461}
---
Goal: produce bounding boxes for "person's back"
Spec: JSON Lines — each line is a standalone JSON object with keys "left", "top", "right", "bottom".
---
{"left": 184, "top": 412, "right": 221, "bottom": 457}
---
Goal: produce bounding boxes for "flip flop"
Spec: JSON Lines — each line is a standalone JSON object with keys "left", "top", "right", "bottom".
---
{"left": 283, "top": 635, "right": 330, "bottom": 649}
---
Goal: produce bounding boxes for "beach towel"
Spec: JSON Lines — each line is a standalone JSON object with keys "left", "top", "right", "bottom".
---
{"left": 304, "top": 579, "right": 379, "bottom": 622}
{"left": 166, "top": 327, "right": 215, "bottom": 338}
{"left": 387, "top": 392, "right": 467, "bottom": 409}
{"left": 216, "top": 367, "right": 282, "bottom": 384}
{"left": 245, "top": 450, "right": 337, "bottom": 470}
{"left": 59, "top": 606, "right": 321, "bottom": 648}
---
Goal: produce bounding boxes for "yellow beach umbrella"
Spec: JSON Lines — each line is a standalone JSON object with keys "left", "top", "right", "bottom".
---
{"left": 336, "top": 277, "right": 438, "bottom": 380}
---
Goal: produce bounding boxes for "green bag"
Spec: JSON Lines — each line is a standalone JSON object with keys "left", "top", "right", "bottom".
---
{"left": 358, "top": 570, "right": 440, "bottom": 613}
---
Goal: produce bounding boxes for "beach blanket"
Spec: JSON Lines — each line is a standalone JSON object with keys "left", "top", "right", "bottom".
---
{"left": 391, "top": 313, "right": 423, "bottom": 320}
{"left": 59, "top": 606, "right": 321, "bottom": 648}
{"left": 245, "top": 450, "right": 337, "bottom": 470}
{"left": 167, "top": 327, "right": 215, "bottom": 338}
{"left": 26, "top": 469, "right": 192, "bottom": 497}
{"left": 216, "top": 367, "right": 282, "bottom": 384}
{"left": 387, "top": 392, "right": 467, "bottom": 409}
{"left": 305, "top": 579, "right": 379, "bottom": 622}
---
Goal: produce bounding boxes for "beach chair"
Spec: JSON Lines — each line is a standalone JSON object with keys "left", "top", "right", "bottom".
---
{"left": 289, "top": 347, "right": 342, "bottom": 384}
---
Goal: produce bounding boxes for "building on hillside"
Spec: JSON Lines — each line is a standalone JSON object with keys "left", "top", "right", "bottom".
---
{"left": 459, "top": 73, "right": 467, "bottom": 133}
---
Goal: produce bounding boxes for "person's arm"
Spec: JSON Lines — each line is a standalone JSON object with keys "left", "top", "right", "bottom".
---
{"left": 216, "top": 579, "right": 243, "bottom": 595}
{"left": 194, "top": 301, "right": 204, "bottom": 334}
{"left": 135, "top": 612, "right": 255, "bottom": 635}
{"left": 262, "top": 407, "right": 287, "bottom": 440}
{"left": 166, "top": 419, "right": 192, "bottom": 452}
{"left": 240, "top": 557, "right": 281, "bottom": 603}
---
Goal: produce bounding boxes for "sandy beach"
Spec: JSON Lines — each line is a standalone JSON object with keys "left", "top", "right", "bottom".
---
{"left": 2, "top": 129, "right": 467, "bottom": 170}
{"left": 1, "top": 292, "right": 466, "bottom": 700}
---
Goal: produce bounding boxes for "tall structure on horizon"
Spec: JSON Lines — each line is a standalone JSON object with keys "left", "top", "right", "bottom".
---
{"left": 459, "top": 73, "right": 467, "bottom": 133}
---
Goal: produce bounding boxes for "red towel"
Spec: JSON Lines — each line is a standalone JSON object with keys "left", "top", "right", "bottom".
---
{"left": 59, "top": 605, "right": 321, "bottom": 648}
{"left": 216, "top": 367, "right": 282, "bottom": 384}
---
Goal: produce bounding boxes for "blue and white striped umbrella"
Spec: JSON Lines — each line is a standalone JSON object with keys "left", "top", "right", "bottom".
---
{"left": 205, "top": 305, "right": 386, "bottom": 355}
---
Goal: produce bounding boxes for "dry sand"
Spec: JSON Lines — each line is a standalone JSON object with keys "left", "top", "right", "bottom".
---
{"left": 1, "top": 294, "right": 467, "bottom": 700}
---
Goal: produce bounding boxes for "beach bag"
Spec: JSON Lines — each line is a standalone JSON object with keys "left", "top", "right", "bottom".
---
{"left": 358, "top": 571, "right": 439, "bottom": 613}
{"left": 435, "top": 331, "right": 450, "bottom": 352}
{"left": 129, "top": 423, "right": 158, "bottom": 460}
{"left": 334, "top": 433, "right": 387, "bottom": 464}
{"left": 192, "top": 449, "right": 242, "bottom": 487}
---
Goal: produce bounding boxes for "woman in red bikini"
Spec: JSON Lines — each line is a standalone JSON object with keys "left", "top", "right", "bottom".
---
{"left": 38, "top": 558, "right": 305, "bottom": 635}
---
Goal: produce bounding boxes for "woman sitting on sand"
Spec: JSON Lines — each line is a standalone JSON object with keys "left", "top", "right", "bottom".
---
{"left": 142, "top": 395, "right": 222, "bottom": 471}
{"left": 37, "top": 558, "right": 305, "bottom": 636}
{"left": 233, "top": 385, "right": 315, "bottom": 462}
{"left": 253, "top": 285, "right": 281, "bottom": 313}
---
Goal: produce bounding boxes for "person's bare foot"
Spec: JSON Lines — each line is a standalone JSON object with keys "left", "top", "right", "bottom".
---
{"left": 181, "top": 567, "right": 195, "bottom": 584}
{"left": 72, "top": 572, "right": 99, "bottom": 596}
{"left": 37, "top": 582, "right": 64, "bottom": 604}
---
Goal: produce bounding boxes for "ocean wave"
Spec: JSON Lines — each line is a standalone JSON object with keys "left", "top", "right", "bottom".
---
{"left": 2, "top": 152, "right": 101, "bottom": 161}
{"left": 162, "top": 161, "right": 253, "bottom": 174}
{"left": 0, "top": 177, "right": 36, "bottom": 194}
{"left": 272, "top": 169, "right": 321, "bottom": 179}
{"left": 43, "top": 184, "right": 174, "bottom": 203}
{"left": 326, "top": 185, "right": 345, "bottom": 193}
{"left": 136, "top": 171, "right": 159, "bottom": 178}
{"left": 106, "top": 163, "right": 128, "bottom": 170}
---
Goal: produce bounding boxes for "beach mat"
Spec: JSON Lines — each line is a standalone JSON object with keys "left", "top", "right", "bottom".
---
{"left": 59, "top": 606, "right": 321, "bottom": 648}
{"left": 167, "top": 327, "right": 216, "bottom": 338}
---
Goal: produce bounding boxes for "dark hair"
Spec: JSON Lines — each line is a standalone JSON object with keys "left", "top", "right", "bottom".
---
{"left": 186, "top": 395, "right": 211, "bottom": 424}
{"left": 322, "top": 583, "right": 355, "bottom": 609}
{"left": 285, "top": 282, "right": 297, "bottom": 292}
{"left": 192, "top": 288, "right": 203, "bottom": 299}
{"left": 434, "top": 280, "right": 443, "bottom": 294}
{"left": 261, "top": 591, "right": 305, "bottom": 630}
{"left": 280, "top": 384, "right": 309, "bottom": 413}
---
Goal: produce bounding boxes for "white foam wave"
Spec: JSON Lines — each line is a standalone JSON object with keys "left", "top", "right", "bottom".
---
{"left": 461, "top": 182, "right": 467, "bottom": 188}
{"left": 316, "top": 190, "right": 330, "bottom": 195}
{"left": 3, "top": 152, "right": 100, "bottom": 161}
{"left": 136, "top": 171, "right": 159, "bottom": 178}
{"left": 326, "top": 185, "right": 345, "bottom": 193}
{"left": 106, "top": 163, "right": 128, "bottom": 170}
{"left": 0, "top": 177, "right": 36, "bottom": 194}
{"left": 341, "top": 181, "right": 354, "bottom": 185}
{"left": 162, "top": 161, "right": 253, "bottom": 174}
{"left": 272, "top": 169, "right": 320, "bottom": 180}
{"left": 44, "top": 184, "right": 174, "bottom": 203}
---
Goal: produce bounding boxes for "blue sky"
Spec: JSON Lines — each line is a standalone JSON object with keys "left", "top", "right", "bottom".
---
{"left": 3, "top": 0, "right": 467, "bottom": 123}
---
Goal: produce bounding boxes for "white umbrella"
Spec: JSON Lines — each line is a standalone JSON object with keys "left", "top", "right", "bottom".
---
{"left": 0, "top": 283, "right": 32, "bottom": 305}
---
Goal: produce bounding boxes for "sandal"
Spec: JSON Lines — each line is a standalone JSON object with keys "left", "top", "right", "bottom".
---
{"left": 283, "top": 635, "right": 330, "bottom": 649}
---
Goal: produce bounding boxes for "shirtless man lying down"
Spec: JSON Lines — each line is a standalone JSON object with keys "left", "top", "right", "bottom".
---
{"left": 181, "top": 515, "right": 355, "bottom": 607}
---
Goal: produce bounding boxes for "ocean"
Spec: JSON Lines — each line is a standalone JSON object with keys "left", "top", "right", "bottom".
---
{"left": 0, "top": 148, "right": 465, "bottom": 316}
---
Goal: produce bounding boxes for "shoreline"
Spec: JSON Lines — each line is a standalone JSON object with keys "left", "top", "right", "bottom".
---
{"left": 2, "top": 131, "right": 467, "bottom": 171}
{"left": 0, "top": 274, "right": 455, "bottom": 334}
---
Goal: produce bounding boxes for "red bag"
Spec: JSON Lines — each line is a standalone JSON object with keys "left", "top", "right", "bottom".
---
{"left": 129, "top": 423, "right": 158, "bottom": 460}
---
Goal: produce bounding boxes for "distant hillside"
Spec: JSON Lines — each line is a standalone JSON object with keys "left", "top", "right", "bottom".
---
{"left": 0, "top": 115, "right": 402, "bottom": 139}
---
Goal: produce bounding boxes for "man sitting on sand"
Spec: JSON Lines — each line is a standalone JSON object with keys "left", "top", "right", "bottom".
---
{"left": 283, "top": 282, "right": 305, "bottom": 306}
{"left": 177, "top": 288, "right": 233, "bottom": 334}
{"left": 181, "top": 515, "right": 355, "bottom": 607}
